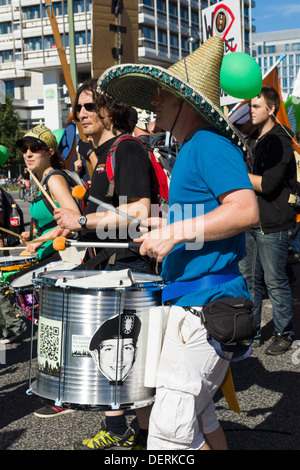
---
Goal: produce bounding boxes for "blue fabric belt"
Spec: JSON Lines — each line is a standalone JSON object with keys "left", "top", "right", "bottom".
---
{"left": 162, "top": 266, "right": 240, "bottom": 302}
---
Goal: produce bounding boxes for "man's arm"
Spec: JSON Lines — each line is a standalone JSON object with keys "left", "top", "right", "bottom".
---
{"left": 135, "top": 188, "right": 259, "bottom": 262}
{"left": 248, "top": 174, "right": 262, "bottom": 192}
{"left": 54, "top": 197, "right": 151, "bottom": 233}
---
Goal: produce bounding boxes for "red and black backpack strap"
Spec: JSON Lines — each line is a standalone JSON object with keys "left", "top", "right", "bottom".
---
{"left": 106, "top": 134, "right": 145, "bottom": 198}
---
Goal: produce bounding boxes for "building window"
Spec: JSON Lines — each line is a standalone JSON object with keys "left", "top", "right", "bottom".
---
{"left": 44, "top": 35, "right": 56, "bottom": 49}
{"left": 158, "top": 30, "right": 167, "bottom": 44}
{"left": 143, "top": 0, "right": 154, "bottom": 6}
{"left": 75, "top": 31, "right": 91, "bottom": 46}
{"left": 285, "top": 44, "right": 290, "bottom": 52}
{"left": 0, "top": 50, "right": 13, "bottom": 63}
{"left": 169, "top": 3, "right": 177, "bottom": 18}
{"left": 170, "top": 33, "right": 178, "bottom": 48}
{"left": 142, "top": 26, "right": 155, "bottom": 41}
{"left": 266, "top": 45, "right": 275, "bottom": 53}
{"left": 157, "top": 1, "right": 166, "bottom": 13}
{"left": 292, "top": 43, "right": 300, "bottom": 51}
{"left": 23, "top": 6, "right": 41, "bottom": 20}
{"left": 4, "top": 80, "right": 14, "bottom": 98}
{"left": 74, "top": 0, "right": 92, "bottom": 14}
{"left": 0, "top": 21, "right": 12, "bottom": 34}
{"left": 24, "top": 37, "right": 42, "bottom": 51}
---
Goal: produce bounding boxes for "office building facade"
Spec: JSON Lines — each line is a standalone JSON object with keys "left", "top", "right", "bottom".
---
{"left": 253, "top": 29, "right": 300, "bottom": 99}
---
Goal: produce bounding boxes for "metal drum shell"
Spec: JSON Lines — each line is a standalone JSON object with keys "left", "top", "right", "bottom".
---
{"left": 32, "top": 270, "right": 163, "bottom": 410}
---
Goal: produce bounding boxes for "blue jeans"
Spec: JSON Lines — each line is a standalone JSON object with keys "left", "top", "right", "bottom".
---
{"left": 239, "top": 228, "right": 294, "bottom": 340}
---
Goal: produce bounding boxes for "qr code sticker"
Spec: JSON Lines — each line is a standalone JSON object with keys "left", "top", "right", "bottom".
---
{"left": 38, "top": 317, "right": 62, "bottom": 377}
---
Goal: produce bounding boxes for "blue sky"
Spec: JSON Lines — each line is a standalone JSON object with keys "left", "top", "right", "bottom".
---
{"left": 253, "top": 1, "right": 300, "bottom": 33}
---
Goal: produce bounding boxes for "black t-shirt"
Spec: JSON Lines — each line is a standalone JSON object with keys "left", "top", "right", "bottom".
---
{"left": 82, "top": 134, "right": 152, "bottom": 244}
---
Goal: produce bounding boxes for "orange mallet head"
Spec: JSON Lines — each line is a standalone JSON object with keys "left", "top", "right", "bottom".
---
{"left": 53, "top": 236, "right": 67, "bottom": 252}
{"left": 72, "top": 185, "right": 87, "bottom": 200}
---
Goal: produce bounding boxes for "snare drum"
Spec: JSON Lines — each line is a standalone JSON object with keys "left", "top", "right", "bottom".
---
{"left": 31, "top": 270, "right": 164, "bottom": 410}
{"left": 0, "top": 254, "right": 38, "bottom": 274}
{"left": 9, "top": 260, "right": 79, "bottom": 324}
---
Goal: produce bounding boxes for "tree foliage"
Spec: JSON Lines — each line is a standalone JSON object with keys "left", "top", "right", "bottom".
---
{"left": 0, "top": 93, "right": 23, "bottom": 176}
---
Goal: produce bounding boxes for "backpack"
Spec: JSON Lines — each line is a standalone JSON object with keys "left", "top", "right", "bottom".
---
{"left": 106, "top": 134, "right": 175, "bottom": 211}
{"left": 38, "top": 169, "right": 88, "bottom": 215}
{"left": 0, "top": 188, "right": 25, "bottom": 246}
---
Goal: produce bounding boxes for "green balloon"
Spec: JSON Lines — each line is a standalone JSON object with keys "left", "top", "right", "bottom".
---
{"left": 53, "top": 129, "right": 65, "bottom": 145}
{"left": 220, "top": 52, "right": 262, "bottom": 100}
{"left": 0, "top": 145, "right": 8, "bottom": 165}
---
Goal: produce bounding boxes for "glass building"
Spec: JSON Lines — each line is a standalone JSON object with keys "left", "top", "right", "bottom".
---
{"left": 253, "top": 29, "right": 300, "bottom": 99}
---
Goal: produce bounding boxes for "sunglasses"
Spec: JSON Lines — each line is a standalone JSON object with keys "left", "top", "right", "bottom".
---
{"left": 75, "top": 102, "right": 97, "bottom": 113}
{"left": 21, "top": 144, "right": 47, "bottom": 154}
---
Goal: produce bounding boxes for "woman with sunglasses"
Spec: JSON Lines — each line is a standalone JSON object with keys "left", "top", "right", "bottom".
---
{"left": 0, "top": 125, "right": 80, "bottom": 346}
{"left": 16, "top": 124, "right": 80, "bottom": 259}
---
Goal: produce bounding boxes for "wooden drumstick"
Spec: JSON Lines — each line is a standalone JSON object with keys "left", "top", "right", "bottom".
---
{"left": 26, "top": 167, "right": 57, "bottom": 210}
{"left": 0, "top": 227, "right": 22, "bottom": 238}
{"left": 26, "top": 237, "right": 56, "bottom": 244}
{"left": 0, "top": 246, "right": 26, "bottom": 251}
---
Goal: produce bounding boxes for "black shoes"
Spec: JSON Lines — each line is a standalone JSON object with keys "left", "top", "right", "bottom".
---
{"left": 264, "top": 332, "right": 293, "bottom": 356}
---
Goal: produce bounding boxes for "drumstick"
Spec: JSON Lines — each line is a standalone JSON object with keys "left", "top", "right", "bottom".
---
{"left": 53, "top": 236, "right": 141, "bottom": 252}
{"left": 20, "top": 250, "right": 33, "bottom": 256}
{"left": 72, "top": 186, "right": 141, "bottom": 226}
{"left": 0, "top": 246, "right": 27, "bottom": 251}
{"left": 0, "top": 227, "right": 22, "bottom": 238}
{"left": 26, "top": 167, "right": 57, "bottom": 210}
{"left": 26, "top": 237, "right": 56, "bottom": 244}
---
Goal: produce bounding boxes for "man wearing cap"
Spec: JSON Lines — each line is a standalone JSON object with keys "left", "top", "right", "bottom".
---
{"left": 97, "top": 36, "right": 259, "bottom": 450}
{"left": 89, "top": 310, "right": 141, "bottom": 383}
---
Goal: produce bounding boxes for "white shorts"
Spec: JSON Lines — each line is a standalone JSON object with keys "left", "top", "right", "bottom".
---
{"left": 147, "top": 305, "right": 229, "bottom": 450}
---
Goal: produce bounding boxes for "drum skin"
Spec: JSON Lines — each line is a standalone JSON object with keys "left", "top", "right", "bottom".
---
{"left": 32, "top": 271, "right": 163, "bottom": 410}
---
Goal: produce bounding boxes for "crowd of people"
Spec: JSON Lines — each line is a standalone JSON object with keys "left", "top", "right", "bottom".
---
{"left": 0, "top": 35, "right": 299, "bottom": 450}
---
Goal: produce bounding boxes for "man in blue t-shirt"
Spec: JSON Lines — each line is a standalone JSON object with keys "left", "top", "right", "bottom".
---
{"left": 97, "top": 37, "right": 259, "bottom": 450}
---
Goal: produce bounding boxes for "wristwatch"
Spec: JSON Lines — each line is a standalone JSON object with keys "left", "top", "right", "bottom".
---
{"left": 78, "top": 215, "right": 87, "bottom": 229}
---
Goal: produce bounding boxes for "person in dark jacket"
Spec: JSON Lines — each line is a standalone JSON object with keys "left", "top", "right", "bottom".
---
{"left": 239, "top": 86, "right": 296, "bottom": 355}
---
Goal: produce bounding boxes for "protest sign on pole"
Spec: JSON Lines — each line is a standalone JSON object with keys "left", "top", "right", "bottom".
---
{"left": 202, "top": 0, "right": 243, "bottom": 107}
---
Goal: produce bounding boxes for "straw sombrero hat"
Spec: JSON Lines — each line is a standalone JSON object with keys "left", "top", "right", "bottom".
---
{"left": 97, "top": 36, "right": 252, "bottom": 167}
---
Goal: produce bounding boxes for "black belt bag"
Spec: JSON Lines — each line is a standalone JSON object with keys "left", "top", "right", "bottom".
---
{"left": 200, "top": 297, "right": 257, "bottom": 345}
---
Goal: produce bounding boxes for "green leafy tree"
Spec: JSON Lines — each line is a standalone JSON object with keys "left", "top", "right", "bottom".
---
{"left": 0, "top": 92, "right": 23, "bottom": 177}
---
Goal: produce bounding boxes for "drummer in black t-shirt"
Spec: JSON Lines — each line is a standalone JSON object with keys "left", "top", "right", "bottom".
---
{"left": 52, "top": 79, "right": 153, "bottom": 449}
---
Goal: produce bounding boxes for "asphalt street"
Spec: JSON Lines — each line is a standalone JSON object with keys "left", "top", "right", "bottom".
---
{"left": 0, "top": 192, "right": 300, "bottom": 452}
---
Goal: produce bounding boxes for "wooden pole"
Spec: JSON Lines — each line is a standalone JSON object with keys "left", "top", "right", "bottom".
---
{"left": 44, "top": 0, "right": 93, "bottom": 177}
{"left": 26, "top": 168, "right": 57, "bottom": 210}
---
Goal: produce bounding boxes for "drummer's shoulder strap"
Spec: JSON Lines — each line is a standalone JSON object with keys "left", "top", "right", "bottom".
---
{"left": 41, "top": 169, "right": 87, "bottom": 215}
{"left": 73, "top": 247, "right": 117, "bottom": 270}
{"left": 106, "top": 134, "right": 170, "bottom": 206}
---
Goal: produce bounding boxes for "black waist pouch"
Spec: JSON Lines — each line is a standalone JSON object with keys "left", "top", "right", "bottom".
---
{"left": 201, "top": 297, "right": 257, "bottom": 345}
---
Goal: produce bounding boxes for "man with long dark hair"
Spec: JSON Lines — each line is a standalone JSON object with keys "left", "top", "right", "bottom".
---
{"left": 52, "top": 79, "right": 154, "bottom": 449}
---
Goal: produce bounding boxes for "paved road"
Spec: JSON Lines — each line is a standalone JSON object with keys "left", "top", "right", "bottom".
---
{"left": 1, "top": 193, "right": 300, "bottom": 451}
